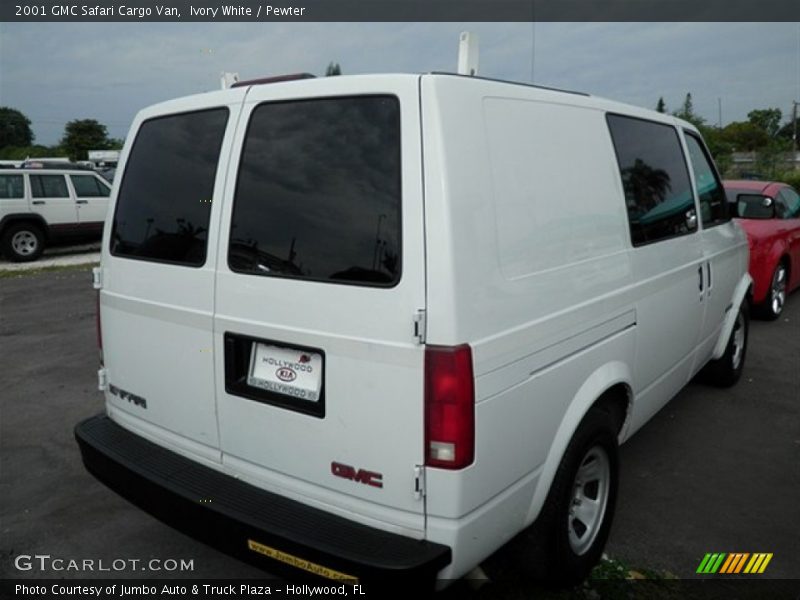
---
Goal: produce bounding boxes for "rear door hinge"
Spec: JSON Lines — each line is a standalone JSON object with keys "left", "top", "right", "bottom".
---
{"left": 413, "top": 464, "right": 425, "bottom": 500}
{"left": 413, "top": 309, "right": 427, "bottom": 344}
{"left": 97, "top": 367, "right": 108, "bottom": 391}
{"left": 92, "top": 266, "right": 103, "bottom": 290}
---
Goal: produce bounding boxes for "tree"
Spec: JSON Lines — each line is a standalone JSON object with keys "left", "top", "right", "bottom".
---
{"left": 720, "top": 121, "right": 769, "bottom": 152}
{"left": 747, "top": 108, "right": 782, "bottom": 139}
{"left": 700, "top": 126, "right": 734, "bottom": 175}
{"left": 778, "top": 115, "right": 799, "bottom": 144}
{"left": 673, "top": 93, "right": 705, "bottom": 129}
{"left": 0, "top": 107, "right": 34, "bottom": 148}
{"left": 60, "top": 119, "right": 111, "bottom": 161}
{"left": 325, "top": 62, "right": 342, "bottom": 76}
{"left": 0, "top": 144, "right": 58, "bottom": 160}
{"left": 655, "top": 97, "right": 667, "bottom": 114}
{"left": 622, "top": 159, "right": 672, "bottom": 212}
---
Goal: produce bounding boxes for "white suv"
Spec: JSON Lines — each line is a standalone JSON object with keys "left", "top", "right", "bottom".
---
{"left": 0, "top": 165, "right": 110, "bottom": 261}
{"left": 76, "top": 73, "right": 751, "bottom": 586}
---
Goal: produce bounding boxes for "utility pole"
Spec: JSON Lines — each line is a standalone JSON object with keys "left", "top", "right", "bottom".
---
{"left": 793, "top": 100, "right": 798, "bottom": 155}
{"left": 718, "top": 97, "right": 722, "bottom": 129}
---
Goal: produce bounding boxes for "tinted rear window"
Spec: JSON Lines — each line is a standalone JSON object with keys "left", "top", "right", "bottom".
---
{"left": 607, "top": 115, "right": 695, "bottom": 246}
{"left": 111, "top": 108, "right": 229, "bottom": 266}
{"left": 229, "top": 96, "right": 401, "bottom": 286}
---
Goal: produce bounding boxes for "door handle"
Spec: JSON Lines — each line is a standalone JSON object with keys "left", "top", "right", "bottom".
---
{"left": 76, "top": 200, "right": 88, "bottom": 204}
{"left": 32, "top": 200, "right": 45, "bottom": 205}
{"left": 698, "top": 265, "right": 704, "bottom": 292}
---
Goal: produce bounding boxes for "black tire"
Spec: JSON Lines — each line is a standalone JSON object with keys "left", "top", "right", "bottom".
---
{"left": 1, "top": 222, "right": 45, "bottom": 262}
{"left": 702, "top": 301, "right": 748, "bottom": 387}
{"left": 483, "top": 407, "right": 618, "bottom": 587}
{"left": 756, "top": 262, "right": 787, "bottom": 321}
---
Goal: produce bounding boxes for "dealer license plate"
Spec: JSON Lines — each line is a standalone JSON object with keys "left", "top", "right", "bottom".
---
{"left": 247, "top": 343, "right": 323, "bottom": 402}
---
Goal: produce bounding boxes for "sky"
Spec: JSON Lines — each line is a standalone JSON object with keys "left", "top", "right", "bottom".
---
{"left": 1, "top": 22, "right": 799, "bottom": 146}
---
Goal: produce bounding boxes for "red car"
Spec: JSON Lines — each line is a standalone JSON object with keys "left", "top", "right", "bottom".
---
{"left": 724, "top": 180, "right": 800, "bottom": 319}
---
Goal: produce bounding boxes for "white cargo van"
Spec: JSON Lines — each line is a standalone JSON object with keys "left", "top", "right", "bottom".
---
{"left": 75, "top": 73, "right": 751, "bottom": 585}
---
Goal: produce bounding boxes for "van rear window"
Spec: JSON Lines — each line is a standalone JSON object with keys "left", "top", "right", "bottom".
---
{"left": 111, "top": 108, "right": 229, "bottom": 266}
{"left": 607, "top": 115, "right": 695, "bottom": 246}
{"left": 229, "top": 96, "right": 401, "bottom": 286}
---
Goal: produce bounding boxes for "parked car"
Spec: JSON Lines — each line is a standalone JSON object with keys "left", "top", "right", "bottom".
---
{"left": 0, "top": 165, "right": 111, "bottom": 261}
{"left": 724, "top": 180, "right": 800, "bottom": 319}
{"left": 96, "top": 167, "right": 116, "bottom": 183}
{"left": 75, "top": 73, "right": 751, "bottom": 586}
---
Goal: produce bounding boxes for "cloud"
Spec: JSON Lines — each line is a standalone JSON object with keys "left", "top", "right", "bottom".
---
{"left": 0, "top": 22, "right": 797, "bottom": 145}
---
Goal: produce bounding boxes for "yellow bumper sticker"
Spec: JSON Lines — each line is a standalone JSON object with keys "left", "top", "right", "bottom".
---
{"left": 247, "top": 539, "right": 358, "bottom": 582}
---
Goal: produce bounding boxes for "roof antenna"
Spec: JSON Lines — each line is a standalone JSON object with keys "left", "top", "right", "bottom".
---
{"left": 457, "top": 31, "right": 479, "bottom": 76}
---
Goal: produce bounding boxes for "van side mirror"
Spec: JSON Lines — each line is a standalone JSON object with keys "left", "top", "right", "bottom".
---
{"left": 736, "top": 194, "right": 775, "bottom": 219}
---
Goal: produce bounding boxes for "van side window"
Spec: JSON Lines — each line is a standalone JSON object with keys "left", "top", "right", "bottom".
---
{"left": 110, "top": 108, "right": 229, "bottom": 266}
{"left": 0, "top": 174, "right": 23, "bottom": 199}
{"left": 607, "top": 115, "right": 695, "bottom": 246}
{"left": 684, "top": 133, "right": 729, "bottom": 227}
{"left": 71, "top": 174, "right": 110, "bottom": 197}
{"left": 30, "top": 174, "right": 68, "bottom": 198}
{"left": 229, "top": 96, "right": 401, "bottom": 287}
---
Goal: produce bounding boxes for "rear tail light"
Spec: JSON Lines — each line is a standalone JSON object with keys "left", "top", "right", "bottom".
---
{"left": 95, "top": 290, "right": 103, "bottom": 364}
{"left": 424, "top": 344, "right": 475, "bottom": 469}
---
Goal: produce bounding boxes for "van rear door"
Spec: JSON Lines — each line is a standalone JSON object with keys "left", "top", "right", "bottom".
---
{"left": 213, "top": 76, "right": 427, "bottom": 533}
{"left": 100, "top": 91, "right": 244, "bottom": 462}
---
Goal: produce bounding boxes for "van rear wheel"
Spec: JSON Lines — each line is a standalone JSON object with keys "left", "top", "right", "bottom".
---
{"left": 483, "top": 407, "right": 618, "bottom": 586}
{"left": 1, "top": 223, "right": 45, "bottom": 262}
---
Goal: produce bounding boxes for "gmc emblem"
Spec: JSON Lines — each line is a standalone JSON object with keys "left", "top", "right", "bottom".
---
{"left": 330, "top": 461, "right": 383, "bottom": 488}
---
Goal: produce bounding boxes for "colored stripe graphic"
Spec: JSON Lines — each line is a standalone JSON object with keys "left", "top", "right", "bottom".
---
{"left": 758, "top": 554, "right": 773, "bottom": 573}
{"left": 720, "top": 553, "right": 749, "bottom": 574}
{"left": 699, "top": 552, "right": 774, "bottom": 575}
{"left": 710, "top": 553, "right": 726, "bottom": 573}
{"left": 697, "top": 553, "right": 713, "bottom": 573}
{"left": 719, "top": 554, "right": 735, "bottom": 573}
{"left": 744, "top": 553, "right": 773, "bottom": 574}
{"left": 733, "top": 553, "right": 750, "bottom": 573}
{"left": 697, "top": 553, "right": 727, "bottom": 573}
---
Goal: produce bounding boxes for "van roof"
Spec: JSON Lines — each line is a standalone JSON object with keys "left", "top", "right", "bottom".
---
{"left": 135, "top": 72, "right": 696, "bottom": 136}
{"left": 428, "top": 71, "right": 590, "bottom": 97}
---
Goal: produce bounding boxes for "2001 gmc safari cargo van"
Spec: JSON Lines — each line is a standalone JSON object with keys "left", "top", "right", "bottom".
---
{"left": 75, "top": 73, "right": 751, "bottom": 585}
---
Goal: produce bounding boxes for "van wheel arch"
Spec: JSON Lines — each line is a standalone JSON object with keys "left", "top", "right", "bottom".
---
{"left": 525, "top": 375, "right": 632, "bottom": 527}
{"left": 482, "top": 403, "right": 621, "bottom": 585}
{"left": 702, "top": 301, "right": 749, "bottom": 387}
{"left": 481, "top": 375, "right": 632, "bottom": 582}
{"left": 592, "top": 384, "right": 630, "bottom": 439}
